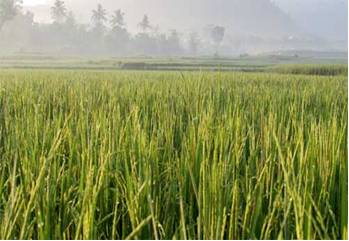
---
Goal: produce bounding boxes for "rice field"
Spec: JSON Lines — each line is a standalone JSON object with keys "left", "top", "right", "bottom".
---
{"left": 0, "top": 70, "right": 347, "bottom": 240}
{"left": 267, "top": 64, "right": 348, "bottom": 76}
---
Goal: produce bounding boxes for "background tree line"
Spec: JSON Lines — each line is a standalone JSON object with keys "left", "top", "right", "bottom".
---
{"left": 0, "top": 0, "right": 226, "bottom": 56}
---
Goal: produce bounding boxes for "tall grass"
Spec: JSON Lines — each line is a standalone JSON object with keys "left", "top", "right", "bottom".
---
{"left": 0, "top": 70, "right": 347, "bottom": 239}
{"left": 268, "top": 64, "right": 348, "bottom": 76}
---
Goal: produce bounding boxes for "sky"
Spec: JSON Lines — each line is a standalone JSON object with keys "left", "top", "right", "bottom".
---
{"left": 21, "top": 0, "right": 348, "bottom": 41}
{"left": 23, "top": 0, "right": 46, "bottom": 5}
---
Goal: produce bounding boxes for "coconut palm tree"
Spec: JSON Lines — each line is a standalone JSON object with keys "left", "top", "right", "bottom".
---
{"left": 91, "top": 4, "right": 107, "bottom": 28}
{"left": 110, "top": 9, "right": 125, "bottom": 29}
{"left": 51, "top": 0, "right": 66, "bottom": 24}
{"left": 138, "top": 14, "right": 151, "bottom": 33}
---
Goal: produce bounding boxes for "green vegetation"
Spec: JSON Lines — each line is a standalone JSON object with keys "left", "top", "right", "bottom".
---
{"left": 268, "top": 64, "right": 348, "bottom": 76}
{"left": 0, "top": 70, "right": 347, "bottom": 240}
{"left": 0, "top": 54, "right": 347, "bottom": 74}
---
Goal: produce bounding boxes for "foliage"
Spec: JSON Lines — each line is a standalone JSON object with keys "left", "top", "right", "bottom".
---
{"left": 51, "top": 0, "right": 66, "bottom": 24}
{"left": 111, "top": 9, "right": 126, "bottom": 29}
{"left": 188, "top": 31, "right": 200, "bottom": 55}
{"left": 91, "top": 4, "right": 107, "bottom": 28}
{"left": 138, "top": 14, "right": 151, "bottom": 33}
{"left": 0, "top": 0, "right": 21, "bottom": 28}
{"left": 211, "top": 25, "right": 225, "bottom": 46}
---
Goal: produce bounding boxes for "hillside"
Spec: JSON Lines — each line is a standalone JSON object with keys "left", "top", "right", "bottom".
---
{"left": 274, "top": 0, "right": 348, "bottom": 40}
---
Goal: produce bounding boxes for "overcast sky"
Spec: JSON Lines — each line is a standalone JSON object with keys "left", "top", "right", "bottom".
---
{"left": 22, "top": 0, "right": 348, "bottom": 40}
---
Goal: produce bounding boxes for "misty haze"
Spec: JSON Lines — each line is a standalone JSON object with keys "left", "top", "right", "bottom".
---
{"left": 0, "top": 0, "right": 348, "bottom": 57}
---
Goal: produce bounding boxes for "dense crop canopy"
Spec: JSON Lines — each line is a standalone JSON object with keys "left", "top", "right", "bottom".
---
{"left": 0, "top": 71, "right": 347, "bottom": 240}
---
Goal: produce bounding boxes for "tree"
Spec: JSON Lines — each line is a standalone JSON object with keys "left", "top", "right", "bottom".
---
{"left": 167, "top": 29, "right": 182, "bottom": 55}
{"left": 110, "top": 9, "right": 125, "bottom": 29}
{"left": 133, "top": 33, "right": 157, "bottom": 55}
{"left": 106, "top": 26, "right": 130, "bottom": 55}
{"left": 211, "top": 25, "right": 225, "bottom": 48}
{"left": 65, "top": 11, "right": 76, "bottom": 28}
{"left": 51, "top": 0, "right": 66, "bottom": 24}
{"left": 188, "top": 31, "right": 199, "bottom": 55}
{"left": 91, "top": 4, "right": 107, "bottom": 28}
{"left": 138, "top": 14, "right": 151, "bottom": 33}
{"left": 0, "top": 9, "right": 35, "bottom": 54}
{"left": 0, "top": 0, "right": 22, "bottom": 29}
{"left": 63, "top": 11, "right": 78, "bottom": 50}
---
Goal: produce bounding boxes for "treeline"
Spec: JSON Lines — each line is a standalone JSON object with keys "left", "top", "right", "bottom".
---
{"left": 0, "top": 0, "right": 225, "bottom": 56}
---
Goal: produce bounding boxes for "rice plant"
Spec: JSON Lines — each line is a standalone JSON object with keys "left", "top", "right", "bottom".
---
{"left": 268, "top": 64, "right": 348, "bottom": 76}
{"left": 0, "top": 70, "right": 347, "bottom": 240}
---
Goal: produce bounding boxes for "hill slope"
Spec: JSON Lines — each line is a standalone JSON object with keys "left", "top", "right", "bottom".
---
{"left": 274, "top": 0, "right": 348, "bottom": 40}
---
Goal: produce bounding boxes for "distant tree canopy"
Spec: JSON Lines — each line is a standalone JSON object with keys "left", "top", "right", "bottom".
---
{"left": 0, "top": 0, "right": 21, "bottom": 28}
{"left": 111, "top": 9, "right": 125, "bottom": 29}
{"left": 188, "top": 31, "right": 199, "bottom": 55}
{"left": 138, "top": 14, "right": 151, "bottom": 33}
{"left": 211, "top": 26, "right": 225, "bottom": 47}
{"left": 92, "top": 4, "right": 107, "bottom": 28}
{"left": 65, "top": 11, "right": 76, "bottom": 28}
{"left": 0, "top": 4, "right": 238, "bottom": 57}
{"left": 167, "top": 29, "right": 182, "bottom": 54}
{"left": 0, "top": 0, "right": 337, "bottom": 57}
{"left": 51, "top": 0, "right": 66, "bottom": 24}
